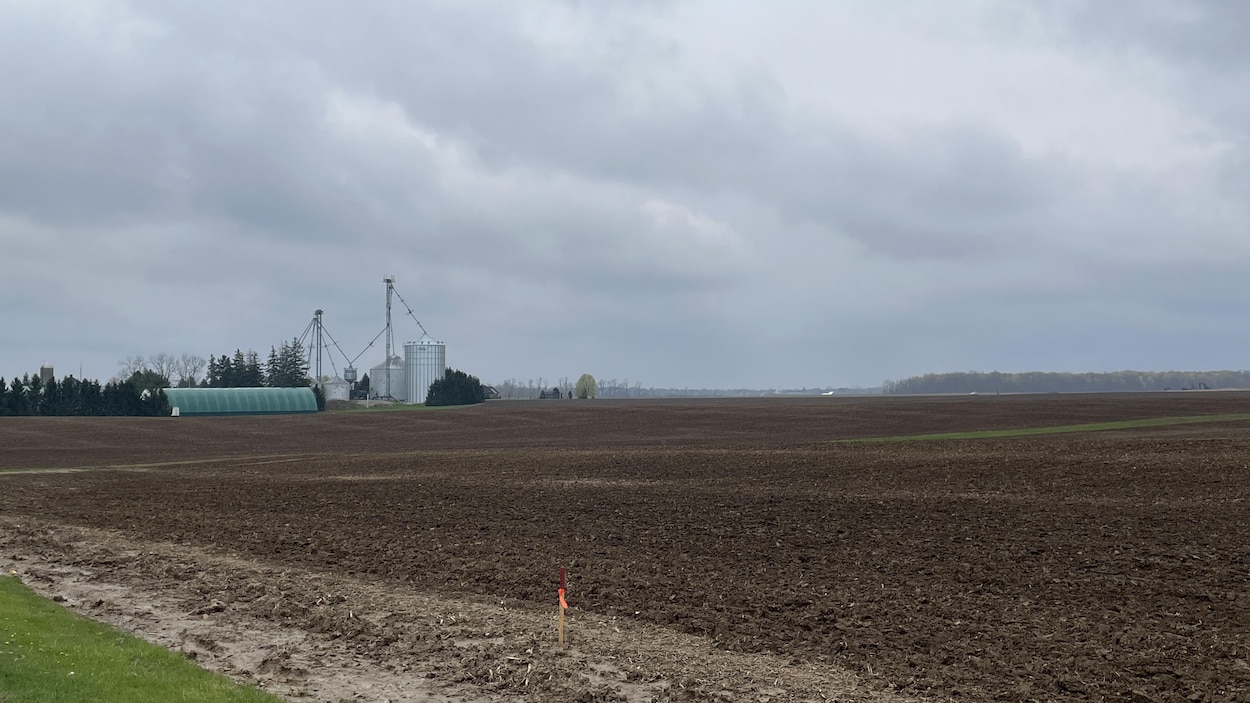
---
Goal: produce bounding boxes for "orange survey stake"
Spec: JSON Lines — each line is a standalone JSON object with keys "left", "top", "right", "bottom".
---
{"left": 558, "top": 567, "right": 568, "bottom": 608}
{"left": 557, "top": 567, "right": 568, "bottom": 646}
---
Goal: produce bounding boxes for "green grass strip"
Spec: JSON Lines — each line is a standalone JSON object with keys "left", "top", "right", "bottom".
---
{"left": 0, "top": 576, "right": 282, "bottom": 703}
{"left": 844, "top": 413, "right": 1250, "bottom": 443}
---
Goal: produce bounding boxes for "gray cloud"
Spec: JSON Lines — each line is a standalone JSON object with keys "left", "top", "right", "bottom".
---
{"left": 2, "top": 0, "right": 1248, "bottom": 388}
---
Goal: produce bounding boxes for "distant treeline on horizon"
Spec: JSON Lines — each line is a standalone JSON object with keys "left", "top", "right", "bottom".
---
{"left": 882, "top": 370, "right": 1250, "bottom": 395}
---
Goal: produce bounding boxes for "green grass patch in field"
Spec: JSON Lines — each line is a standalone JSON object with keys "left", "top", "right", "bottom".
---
{"left": 0, "top": 576, "right": 282, "bottom": 703}
{"left": 844, "top": 413, "right": 1250, "bottom": 443}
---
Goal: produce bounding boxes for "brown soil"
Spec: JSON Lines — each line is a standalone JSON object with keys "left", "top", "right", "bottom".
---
{"left": 2, "top": 395, "right": 1249, "bottom": 702}
{"left": 4, "top": 392, "right": 1250, "bottom": 470}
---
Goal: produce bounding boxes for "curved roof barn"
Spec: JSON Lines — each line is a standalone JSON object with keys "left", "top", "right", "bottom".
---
{"left": 163, "top": 387, "right": 318, "bottom": 416}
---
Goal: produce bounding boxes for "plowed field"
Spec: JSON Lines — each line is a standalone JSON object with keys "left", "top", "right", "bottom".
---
{"left": 2, "top": 394, "right": 1248, "bottom": 702}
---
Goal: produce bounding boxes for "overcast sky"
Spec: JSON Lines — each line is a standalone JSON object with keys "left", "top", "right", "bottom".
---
{"left": 2, "top": 1, "right": 1248, "bottom": 389}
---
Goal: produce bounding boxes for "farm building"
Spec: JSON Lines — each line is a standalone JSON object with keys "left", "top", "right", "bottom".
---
{"left": 163, "top": 387, "right": 318, "bottom": 416}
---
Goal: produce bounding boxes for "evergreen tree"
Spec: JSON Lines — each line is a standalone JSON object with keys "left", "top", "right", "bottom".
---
{"left": 425, "top": 368, "right": 487, "bottom": 407}
{"left": 288, "top": 338, "right": 311, "bottom": 386}
{"left": 102, "top": 380, "right": 137, "bottom": 416}
{"left": 217, "top": 353, "right": 231, "bottom": 387}
{"left": 8, "top": 376, "right": 28, "bottom": 415}
{"left": 126, "top": 369, "right": 169, "bottom": 397}
{"left": 205, "top": 350, "right": 266, "bottom": 387}
{"left": 266, "top": 347, "right": 280, "bottom": 386}
{"left": 230, "top": 349, "right": 246, "bottom": 387}
{"left": 81, "top": 378, "right": 104, "bottom": 415}
{"left": 43, "top": 377, "right": 61, "bottom": 416}
{"left": 267, "top": 339, "right": 310, "bottom": 387}
{"left": 208, "top": 354, "right": 231, "bottom": 387}
{"left": 243, "top": 350, "right": 264, "bottom": 387}
{"left": 25, "top": 374, "right": 43, "bottom": 416}
{"left": 57, "top": 376, "right": 83, "bottom": 416}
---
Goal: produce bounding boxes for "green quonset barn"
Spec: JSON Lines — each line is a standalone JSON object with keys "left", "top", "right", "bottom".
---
{"left": 163, "top": 388, "right": 318, "bottom": 416}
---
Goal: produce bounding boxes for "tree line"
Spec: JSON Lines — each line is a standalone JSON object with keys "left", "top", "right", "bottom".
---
{"left": 0, "top": 373, "right": 168, "bottom": 416}
{"left": 204, "top": 340, "right": 311, "bottom": 388}
{"left": 491, "top": 375, "right": 642, "bottom": 399}
{"left": 0, "top": 338, "right": 327, "bottom": 418}
{"left": 116, "top": 340, "right": 313, "bottom": 390}
{"left": 117, "top": 353, "right": 207, "bottom": 388}
{"left": 200, "top": 340, "right": 323, "bottom": 409}
{"left": 882, "top": 370, "right": 1250, "bottom": 395}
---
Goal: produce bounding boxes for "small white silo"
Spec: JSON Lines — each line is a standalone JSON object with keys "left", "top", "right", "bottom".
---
{"left": 404, "top": 334, "right": 446, "bottom": 405}
{"left": 322, "top": 377, "right": 351, "bottom": 402}
{"left": 369, "top": 355, "right": 407, "bottom": 401}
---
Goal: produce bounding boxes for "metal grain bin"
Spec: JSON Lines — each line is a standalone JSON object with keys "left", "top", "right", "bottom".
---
{"left": 404, "top": 335, "right": 446, "bottom": 405}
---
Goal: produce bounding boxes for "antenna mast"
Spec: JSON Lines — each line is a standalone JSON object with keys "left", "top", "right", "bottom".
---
{"left": 384, "top": 276, "right": 395, "bottom": 399}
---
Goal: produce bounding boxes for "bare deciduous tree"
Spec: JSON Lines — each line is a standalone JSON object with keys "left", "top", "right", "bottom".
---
{"left": 149, "top": 353, "right": 178, "bottom": 384}
{"left": 116, "top": 355, "right": 148, "bottom": 381}
{"left": 497, "top": 378, "right": 520, "bottom": 399}
{"left": 177, "top": 353, "right": 207, "bottom": 387}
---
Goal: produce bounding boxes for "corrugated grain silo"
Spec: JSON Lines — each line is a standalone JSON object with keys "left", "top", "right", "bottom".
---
{"left": 369, "top": 356, "right": 406, "bottom": 401}
{"left": 322, "top": 377, "right": 351, "bottom": 402}
{"left": 404, "top": 335, "right": 446, "bottom": 405}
